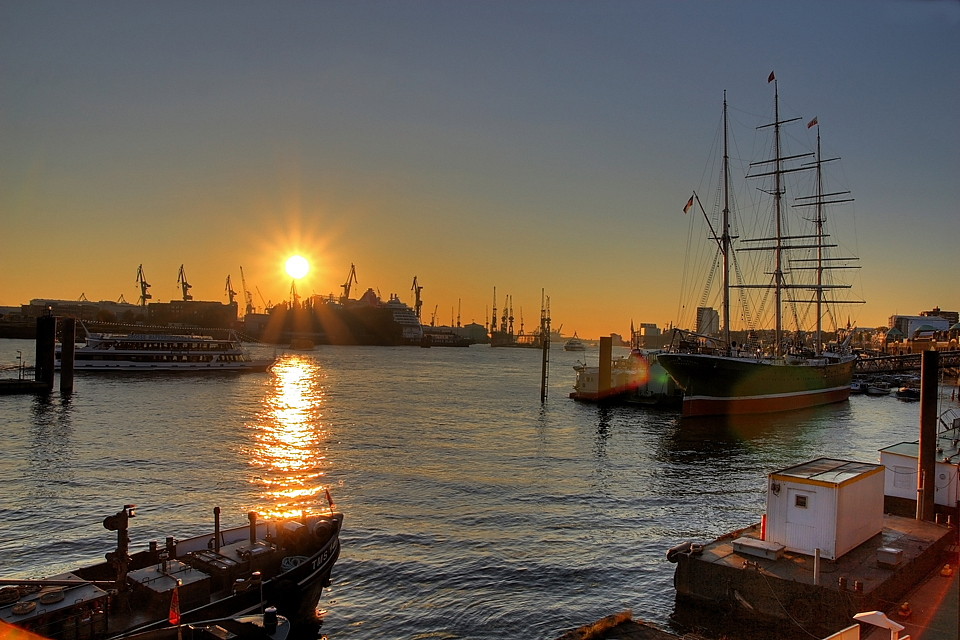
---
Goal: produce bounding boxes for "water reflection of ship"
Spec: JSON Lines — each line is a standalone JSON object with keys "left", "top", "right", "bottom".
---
{"left": 257, "top": 265, "right": 425, "bottom": 346}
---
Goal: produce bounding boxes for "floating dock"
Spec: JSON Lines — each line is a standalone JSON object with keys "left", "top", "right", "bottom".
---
{"left": 670, "top": 515, "right": 955, "bottom": 636}
{"left": 0, "top": 379, "right": 51, "bottom": 395}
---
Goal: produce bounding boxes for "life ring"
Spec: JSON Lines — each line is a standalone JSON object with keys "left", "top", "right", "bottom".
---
{"left": 13, "top": 601, "right": 37, "bottom": 615}
{"left": 39, "top": 588, "right": 65, "bottom": 604}
{"left": 0, "top": 587, "right": 20, "bottom": 604}
{"left": 281, "top": 555, "right": 307, "bottom": 572}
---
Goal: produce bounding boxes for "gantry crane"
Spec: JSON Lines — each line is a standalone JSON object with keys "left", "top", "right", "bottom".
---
{"left": 239, "top": 266, "right": 255, "bottom": 316}
{"left": 136, "top": 265, "right": 152, "bottom": 307}
{"left": 177, "top": 265, "right": 193, "bottom": 301}
{"left": 340, "top": 264, "right": 358, "bottom": 303}
{"left": 411, "top": 276, "right": 424, "bottom": 320}
{"left": 225, "top": 275, "right": 237, "bottom": 305}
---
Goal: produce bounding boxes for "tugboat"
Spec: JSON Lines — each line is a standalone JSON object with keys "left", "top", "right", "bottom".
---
{"left": 0, "top": 504, "right": 342, "bottom": 640}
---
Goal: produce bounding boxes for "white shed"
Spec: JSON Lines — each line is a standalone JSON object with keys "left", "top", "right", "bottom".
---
{"left": 765, "top": 458, "right": 884, "bottom": 560}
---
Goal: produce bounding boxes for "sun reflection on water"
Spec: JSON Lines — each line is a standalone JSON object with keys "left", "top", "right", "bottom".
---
{"left": 246, "top": 354, "right": 331, "bottom": 519}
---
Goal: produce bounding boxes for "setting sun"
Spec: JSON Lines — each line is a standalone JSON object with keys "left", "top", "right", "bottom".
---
{"left": 285, "top": 255, "right": 310, "bottom": 279}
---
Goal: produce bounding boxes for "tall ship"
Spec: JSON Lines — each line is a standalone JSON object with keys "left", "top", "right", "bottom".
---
{"left": 657, "top": 75, "right": 862, "bottom": 417}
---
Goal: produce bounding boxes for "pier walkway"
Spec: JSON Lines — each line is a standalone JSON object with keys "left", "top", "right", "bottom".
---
{"left": 855, "top": 351, "right": 960, "bottom": 375}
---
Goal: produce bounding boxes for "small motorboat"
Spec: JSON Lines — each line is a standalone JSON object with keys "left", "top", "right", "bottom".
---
{"left": 895, "top": 386, "right": 921, "bottom": 401}
{"left": 1, "top": 505, "right": 342, "bottom": 640}
{"left": 865, "top": 384, "right": 891, "bottom": 396}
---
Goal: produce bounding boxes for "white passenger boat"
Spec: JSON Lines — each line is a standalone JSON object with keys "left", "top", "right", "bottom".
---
{"left": 56, "top": 330, "right": 275, "bottom": 372}
{"left": 563, "top": 333, "right": 586, "bottom": 351}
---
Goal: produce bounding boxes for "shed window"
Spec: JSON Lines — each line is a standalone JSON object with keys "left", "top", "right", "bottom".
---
{"left": 795, "top": 495, "right": 808, "bottom": 508}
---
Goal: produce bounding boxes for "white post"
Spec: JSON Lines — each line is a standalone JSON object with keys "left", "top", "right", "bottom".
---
{"left": 814, "top": 548, "right": 821, "bottom": 586}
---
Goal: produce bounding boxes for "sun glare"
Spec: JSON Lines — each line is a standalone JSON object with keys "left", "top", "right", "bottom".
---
{"left": 285, "top": 255, "right": 310, "bottom": 279}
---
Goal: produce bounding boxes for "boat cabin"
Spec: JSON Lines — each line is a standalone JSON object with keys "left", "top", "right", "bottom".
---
{"left": 879, "top": 414, "right": 960, "bottom": 521}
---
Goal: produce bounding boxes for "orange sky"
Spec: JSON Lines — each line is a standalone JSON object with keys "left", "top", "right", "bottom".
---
{"left": 2, "top": 3, "right": 957, "bottom": 339}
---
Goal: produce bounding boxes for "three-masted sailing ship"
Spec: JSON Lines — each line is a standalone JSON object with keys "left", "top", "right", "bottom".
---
{"left": 658, "top": 73, "right": 862, "bottom": 417}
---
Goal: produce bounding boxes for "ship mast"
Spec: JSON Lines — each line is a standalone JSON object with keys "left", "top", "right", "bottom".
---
{"left": 721, "top": 91, "right": 732, "bottom": 353}
{"left": 772, "top": 78, "right": 784, "bottom": 355}
{"left": 745, "top": 73, "right": 812, "bottom": 357}
{"left": 791, "top": 120, "right": 859, "bottom": 354}
{"left": 814, "top": 131, "right": 825, "bottom": 352}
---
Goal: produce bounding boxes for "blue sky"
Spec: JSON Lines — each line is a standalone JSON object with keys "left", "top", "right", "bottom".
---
{"left": 2, "top": 1, "right": 958, "bottom": 337}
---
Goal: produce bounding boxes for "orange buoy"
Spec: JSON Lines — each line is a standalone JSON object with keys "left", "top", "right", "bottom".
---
{"left": 898, "top": 602, "right": 912, "bottom": 619}
{"left": 940, "top": 564, "right": 954, "bottom": 577}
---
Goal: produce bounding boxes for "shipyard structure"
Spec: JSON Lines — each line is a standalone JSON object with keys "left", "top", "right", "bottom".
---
{"left": 0, "top": 265, "right": 461, "bottom": 347}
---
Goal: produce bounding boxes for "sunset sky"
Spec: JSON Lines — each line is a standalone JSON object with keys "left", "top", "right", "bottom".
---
{"left": 2, "top": 1, "right": 958, "bottom": 339}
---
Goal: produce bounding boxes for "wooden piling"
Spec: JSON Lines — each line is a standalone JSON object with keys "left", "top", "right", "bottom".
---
{"left": 916, "top": 349, "right": 938, "bottom": 521}
{"left": 60, "top": 316, "right": 76, "bottom": 393}
{"left": 599, "top": 336, "right": 612, "bottom": 396}
{"left": 34, "top": 314, "right": 56, "bottom": 391}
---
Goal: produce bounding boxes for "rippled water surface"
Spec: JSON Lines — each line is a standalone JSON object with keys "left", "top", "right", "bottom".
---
{"left": 2, "top": 339, "right": 957, "bottom": 639}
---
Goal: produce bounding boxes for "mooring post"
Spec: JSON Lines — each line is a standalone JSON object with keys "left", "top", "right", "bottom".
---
{"left": 59, "top": 317, "right": 76, "bottom": 393}
{"left": 34, "top": 313, "right": 56, "bottom": 391}
{"left": 599, "top": 336, "right": 612, "bottom": 397}
{"left": 916, "top": 349, "right": 938, "bottom": 522}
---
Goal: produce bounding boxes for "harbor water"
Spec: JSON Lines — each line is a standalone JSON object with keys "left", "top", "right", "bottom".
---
{"left": 2, "top": 339, "right": 957, "bottom": 639}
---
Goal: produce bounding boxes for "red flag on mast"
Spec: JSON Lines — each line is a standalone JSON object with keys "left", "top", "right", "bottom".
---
{"left": 767, "top": 71, "right": 775, "bottom": 83}
{"left": 325, "top": 488, "right": 335, "bottom": 509}
{"left": 807, "top": 117, "right": 818, "bottom": 128}
{"left": 683, "top": 195, "right": 694, "bottom": 214}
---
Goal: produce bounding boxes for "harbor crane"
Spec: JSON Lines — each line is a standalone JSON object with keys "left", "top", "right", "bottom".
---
{"left": 136, "top": 265, "right": 152, "bottom": 307}
{"left": 340, "top": 264, "right": 358, "bottom": 303}
{"left": 411, "top": 277, "right": 424, "bottom": 320}
{"left": 256, "top": 286, "right": 269, "bottom": 310}
{"left": 225, "top": 275, "right": 237, "bottom": 305}
{"left": 177, "top": 265, "right": 193, "bottom": 301}
{"left": 239, "top": 266, "right": 255, "bottom": 316}
{"left": 290, "top": 280, "right": 301, "bottom": 308}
